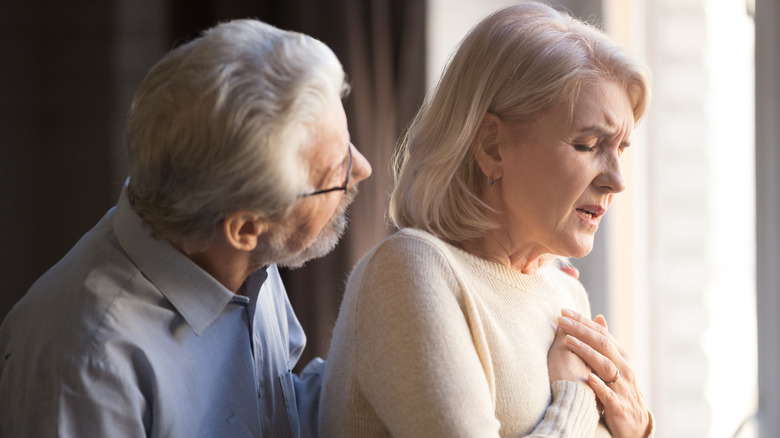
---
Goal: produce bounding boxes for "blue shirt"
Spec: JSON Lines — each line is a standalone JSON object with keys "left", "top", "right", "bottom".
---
{"left": 0, "top": 188, "right": 323, "bottom": 437}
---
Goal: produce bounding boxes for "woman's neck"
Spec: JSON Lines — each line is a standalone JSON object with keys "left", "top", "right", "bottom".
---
{"left": 454, "top": 229, "right": 546, "bottom": 275}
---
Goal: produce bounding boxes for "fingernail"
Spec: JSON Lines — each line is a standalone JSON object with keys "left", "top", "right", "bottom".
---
{"left": 561, "top": 308, "right": 576, "bottom": 318}
{"left": 558, "top": 316, "right": 573, "bottom": 327}
{"left": 565, "top": 334, "right": 581, "bottom": 346}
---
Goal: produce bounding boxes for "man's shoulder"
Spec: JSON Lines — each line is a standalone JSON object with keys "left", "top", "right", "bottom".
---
{"left": 2, "top": 212, "right": 166, "bottom": 363}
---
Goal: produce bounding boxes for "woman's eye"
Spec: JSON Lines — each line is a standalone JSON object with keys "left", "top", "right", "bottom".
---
{"left": 573, "top": 144, "right": 596, "bottom": 152}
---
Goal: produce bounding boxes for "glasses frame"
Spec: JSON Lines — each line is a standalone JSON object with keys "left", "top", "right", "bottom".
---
{"left": 300, "top": 143, "right": 353, "bottom": 198}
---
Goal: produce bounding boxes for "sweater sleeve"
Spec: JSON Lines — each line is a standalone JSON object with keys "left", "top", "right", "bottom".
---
{"left": 528, "top": 381, "right": 601, "bottom": 437}
{"left": 354, "top": 235, "right": 502, "bottom": 438}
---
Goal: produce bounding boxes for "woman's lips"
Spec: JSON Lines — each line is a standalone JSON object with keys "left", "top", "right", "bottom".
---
{"left": 575, "top": 205, "right": 606, "bottom": 225}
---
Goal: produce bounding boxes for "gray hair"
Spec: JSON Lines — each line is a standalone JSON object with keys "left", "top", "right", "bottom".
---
{"left": 126, "top": 19, "right": 348, "bottom": 251}
{"left": 390, "top": 2, "right": 651, "bottom": 242}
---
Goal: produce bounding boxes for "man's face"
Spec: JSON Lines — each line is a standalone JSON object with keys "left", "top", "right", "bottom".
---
{"left": 255, "top": 97, "right": 372, "bottom": 268}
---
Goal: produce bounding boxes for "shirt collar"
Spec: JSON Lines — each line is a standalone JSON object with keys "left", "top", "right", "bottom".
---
{"left": 113, "top": 185, "right": 239, "bottom": 336}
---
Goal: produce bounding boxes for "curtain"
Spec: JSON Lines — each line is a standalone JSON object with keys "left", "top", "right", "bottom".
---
{"left": 0, "top": 0, "right": 119, "bottom": 320}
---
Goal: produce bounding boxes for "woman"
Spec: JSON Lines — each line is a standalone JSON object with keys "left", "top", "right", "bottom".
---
{"left": 320, "top": 3, "right": 652, "bottom": 437}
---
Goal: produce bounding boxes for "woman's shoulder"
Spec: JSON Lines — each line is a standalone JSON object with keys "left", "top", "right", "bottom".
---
{"left": 365, "top": 227, "right": 455, "bottom": 263}
{"left": 390, "top": 227, "right": 450, "bottom": 247}
{"left": 350, "top": 228, "right": 461, "bottom": 288}
{"left": 339, "top": 228, "right": 468, "bottom": 320}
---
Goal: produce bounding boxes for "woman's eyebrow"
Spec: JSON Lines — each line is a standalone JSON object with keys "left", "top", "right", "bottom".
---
{"left": 574, "top": 125, "right": 632, "bottom": 147}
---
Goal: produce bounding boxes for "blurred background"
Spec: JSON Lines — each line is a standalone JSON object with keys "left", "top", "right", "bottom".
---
{"left": 1, "top": 0, "right": 777, "bottom": 437}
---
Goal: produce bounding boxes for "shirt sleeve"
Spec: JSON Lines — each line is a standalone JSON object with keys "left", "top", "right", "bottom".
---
{"left": 0, "top": 354, "right": 148, "bottom": 437}
{"left": 294, "top": 357, "right": 325, "bottom": 438}
{"left": 271, "top": 262, "right": 325, "bottom": 438}
{"left": 58, "top": 356, "right": 149, "bottom": 437}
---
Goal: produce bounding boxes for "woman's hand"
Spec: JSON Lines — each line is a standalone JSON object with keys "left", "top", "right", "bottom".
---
{"left": 547, "top": 318, "right": 594, "bottom": 391}
{"left": 557, "top": 309, "right": 652, "bottom": 438}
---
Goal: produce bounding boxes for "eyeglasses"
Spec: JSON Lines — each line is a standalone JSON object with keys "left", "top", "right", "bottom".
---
{"left": 300, "top": 143, "right": 353, "bottom": 198}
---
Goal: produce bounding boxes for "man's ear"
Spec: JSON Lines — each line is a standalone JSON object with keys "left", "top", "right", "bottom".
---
{"left": 221, "top": 211, "right": 268, "bottom": 252}
{"left": 472, "top": 112, "right": 505, "bottom": 180}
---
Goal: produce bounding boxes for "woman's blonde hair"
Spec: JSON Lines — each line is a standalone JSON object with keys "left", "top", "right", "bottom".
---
{"left": 126, "top": 19, "right": 347, "bottom": 251}
{"left": 389, "top": 2, "right": 650, "bottom": 242}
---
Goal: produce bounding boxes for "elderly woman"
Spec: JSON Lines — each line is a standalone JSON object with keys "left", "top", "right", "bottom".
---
{"left": 320, "top": 3, "right": 652, "bottom": 437}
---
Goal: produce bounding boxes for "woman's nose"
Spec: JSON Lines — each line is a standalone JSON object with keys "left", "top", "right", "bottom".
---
{"left": 594, "top": 157, "right": 626, "bottom": 193}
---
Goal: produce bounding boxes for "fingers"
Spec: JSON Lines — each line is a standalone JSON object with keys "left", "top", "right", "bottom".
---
{"left": 558, "top": 309, "right": 627, "bottom": 358}
{"left": 559, "top": 265, "right": 580, "bottom": 279}
{"left": 564, "top": 334, "right": 619, "bottom": 385}
{"left": 557, "top": 314, "right": 615, "bottom": 358}
{"left": 559, "top": 310, "right": 651, "bottom": 437}
{"left": 557, "top": 309, "right": 624, "bottom": 385}
{"left": 548, "top": 320, "right": 592, "bottom": 385}
{"left": 589, "top": 369, "right": 651, "bottom": 438}
{"left": 593, "top": 314, "right": 608, "bottom": 330}
{"left": 588, "top": 372, "right": 617, "bottom": 407}
{"left": 561, "top": 309, "right": 610, "bottom": 338}
{"left": 591, "top": 314, "right": 627, "bottom": 357}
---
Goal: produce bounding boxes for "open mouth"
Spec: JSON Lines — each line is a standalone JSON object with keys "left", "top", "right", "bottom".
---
{"left": 575, "top": 205, "right": 606, "bottom": 225}
{"left": 576, "top": 208, "right": 600, "bottom": 219}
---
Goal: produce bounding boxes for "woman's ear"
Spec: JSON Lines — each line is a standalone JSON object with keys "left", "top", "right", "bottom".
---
{"left": 472, "top": 112, "right": 505, "bottom": 180}
{"left": 222, "top": 211, "right": 268, "bottom": 252}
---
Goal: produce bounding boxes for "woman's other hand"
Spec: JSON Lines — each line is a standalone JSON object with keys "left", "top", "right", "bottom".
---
{"left": 547, "top": 318, "right": 593, "bottom": 391}
{"left": 556, "top": 309, "right": 652, "bottom": 438}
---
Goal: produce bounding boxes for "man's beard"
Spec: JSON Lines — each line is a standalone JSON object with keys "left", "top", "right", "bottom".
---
{"left": 252, "top": 187, "right": 357, "bottom": 269}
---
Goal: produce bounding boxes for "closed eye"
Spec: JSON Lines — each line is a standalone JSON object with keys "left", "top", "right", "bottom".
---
{"left": 573, "top": 144, "right": 597, "bottom": 152}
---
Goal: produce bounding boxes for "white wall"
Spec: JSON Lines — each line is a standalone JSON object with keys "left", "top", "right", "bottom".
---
{"left": 704, "top": 1, "right": 757, "bottom": 436}
{"left": 426, "top": 0, "right": 520, "bottom": 90}
{"left": 644, "top": 0, "right": 757, "bottom": 436}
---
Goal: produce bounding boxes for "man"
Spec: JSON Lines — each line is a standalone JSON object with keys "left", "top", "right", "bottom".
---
{"left": 0, "top": 19, "right": 371, "bottom": 437}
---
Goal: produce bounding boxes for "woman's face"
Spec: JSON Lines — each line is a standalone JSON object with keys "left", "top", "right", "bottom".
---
{"left": 497, "top": 80, "right": 634, "bottom": 258}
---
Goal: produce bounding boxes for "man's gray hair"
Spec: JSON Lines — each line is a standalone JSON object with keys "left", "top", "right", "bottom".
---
{"left": 126, "top": 19, "right": 348, "bottom": 251}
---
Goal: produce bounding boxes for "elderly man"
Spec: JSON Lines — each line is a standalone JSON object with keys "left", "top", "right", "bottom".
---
{"left": 0, "top": 19, "right": 370, "bottom": 437}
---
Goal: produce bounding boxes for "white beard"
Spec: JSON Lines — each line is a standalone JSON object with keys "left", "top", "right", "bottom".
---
{"left": 252, "top": 187, "right": 356, "bottom": 269}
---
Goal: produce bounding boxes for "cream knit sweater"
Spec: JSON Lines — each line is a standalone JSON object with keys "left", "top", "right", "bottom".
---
{"left": 320, "top": 228, "right": 611, "bottom": 437}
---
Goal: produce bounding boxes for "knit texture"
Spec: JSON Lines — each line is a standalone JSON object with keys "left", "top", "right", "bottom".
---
{"left": 321, "top": 228, "right": 610, "bottom": 437}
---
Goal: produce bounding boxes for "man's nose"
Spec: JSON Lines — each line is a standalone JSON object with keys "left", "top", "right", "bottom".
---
{"left": 349, "top": 143, "right": 373, "bottom": 187}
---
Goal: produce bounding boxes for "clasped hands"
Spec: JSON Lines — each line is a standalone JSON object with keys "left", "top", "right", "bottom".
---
{"left": 548, "top": 308, "right": 652, "bottom": 438}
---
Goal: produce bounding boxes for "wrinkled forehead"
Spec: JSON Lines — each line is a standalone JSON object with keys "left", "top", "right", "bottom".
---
{"left": 556, "top": 80, "right": 635, "bottom": 132}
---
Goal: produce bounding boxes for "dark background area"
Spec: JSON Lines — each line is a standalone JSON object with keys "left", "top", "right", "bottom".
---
{"left": 0, "top": 0, "right": 426, "bottom": 369}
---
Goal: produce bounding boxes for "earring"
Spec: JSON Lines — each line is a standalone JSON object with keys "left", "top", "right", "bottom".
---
{"left": 488, "top": 177, "right": 495, "bottom": 187}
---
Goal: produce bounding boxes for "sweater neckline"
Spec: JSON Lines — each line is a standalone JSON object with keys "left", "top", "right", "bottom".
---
{"left": 399, "top": 228, "right": 558, "bottom": 291}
